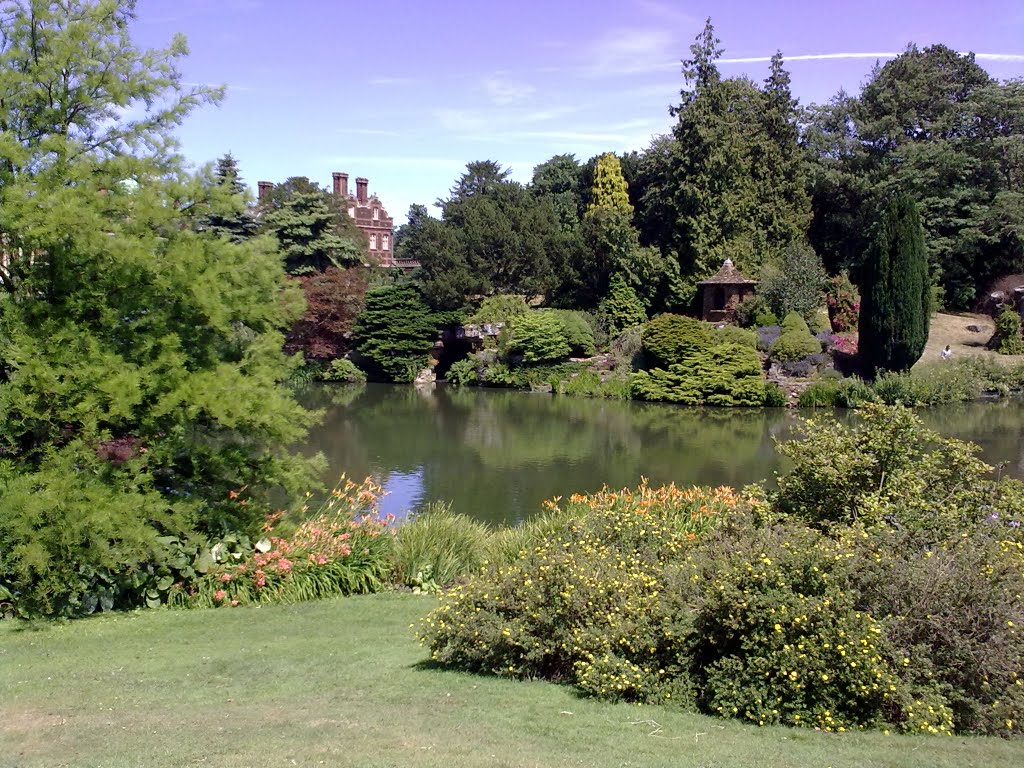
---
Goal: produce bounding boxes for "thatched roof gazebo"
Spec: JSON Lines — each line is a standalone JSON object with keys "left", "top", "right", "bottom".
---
{"left": 697, "top": 258, "right": 758, "bottom": 322}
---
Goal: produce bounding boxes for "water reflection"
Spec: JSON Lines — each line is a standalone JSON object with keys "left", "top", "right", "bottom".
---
{"left": 298, "top": 384, "right": 1024, "bottom": 526}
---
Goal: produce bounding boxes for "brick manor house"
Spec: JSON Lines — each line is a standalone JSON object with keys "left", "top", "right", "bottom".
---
{"left": 258, "top": 171, "right": 406, "bottom": 268}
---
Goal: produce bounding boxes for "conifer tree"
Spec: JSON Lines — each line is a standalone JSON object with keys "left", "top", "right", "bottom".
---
{"left": 859, "top": 195, "right": 931, "bottom": 375}
{"left": 198, "top": 152, "right": 260, "bottom": 242}
{"left": 263, "top": 189, "right": 362, "bottom": 274}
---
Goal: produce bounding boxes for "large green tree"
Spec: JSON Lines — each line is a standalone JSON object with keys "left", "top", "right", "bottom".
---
{"left": 197, "top": 153, "right": 260, "bottom": 242}
{"left": 804, "top": 45, "right": 1024, "bottom": 308}
{"left": 0, "top": 0, "right": 314, "bottom": 616}
{"left": 858, "top": 196, "right": 931, "bottom": 375}
{"left": 665, "top": 20, "right": 810, "bottom": 290}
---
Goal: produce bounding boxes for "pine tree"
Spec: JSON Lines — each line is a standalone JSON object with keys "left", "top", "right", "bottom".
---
{"left": 587, "top": 153, "right": 632, "bottom": 216}
{"left": 199, "top": 153, "right": 260, "bottom": 242}
{"left": 263, "top": 190, "right": 363, "bottom": 274}
{"left": 859, "top": 195, "right": 931, "bottom": 375}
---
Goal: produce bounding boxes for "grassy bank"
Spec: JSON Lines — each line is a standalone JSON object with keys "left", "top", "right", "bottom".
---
{"left": 2, "top": 594, "right": 1021, "bottom": 768}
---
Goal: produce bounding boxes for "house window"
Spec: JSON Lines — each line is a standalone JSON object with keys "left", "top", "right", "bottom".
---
{"left": 372, "top": 207, "right": 380, "bottom": 220}
{"left": 370, "top": 234, "right": 378, "bottom": 250}
{"left": 382, "top": 234, "right": 390, "bottom": 251}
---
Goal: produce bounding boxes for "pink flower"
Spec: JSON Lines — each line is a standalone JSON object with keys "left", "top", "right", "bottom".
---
{"left": 214, "top": 589, "right": 227, "bottom": 602}
{"left": 230, "top": 600, "right": 239, "bottom": 607}
{"left": 220, "top": 572, "right": 233, "bottom": 582}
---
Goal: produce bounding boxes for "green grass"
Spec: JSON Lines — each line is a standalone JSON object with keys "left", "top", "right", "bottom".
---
{"left": 2, "top": 595, "right": 1021, "bottom": 767}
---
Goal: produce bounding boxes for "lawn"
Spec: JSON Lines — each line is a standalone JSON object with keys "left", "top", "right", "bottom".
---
{"left": 1, "top": 594, "right": 1021, "bottom": 768}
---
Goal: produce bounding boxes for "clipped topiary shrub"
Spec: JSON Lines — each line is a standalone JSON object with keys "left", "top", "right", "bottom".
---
{"left": 770, "top": 332, "right": 822, "bottom": 363}
{"left": 502, "top": 310, "right": 572, "bottom": 363}
{"left": 642, "top": 313, "right": 714, "bottom": 368}
{"left": 631, "top": 342, "right": 767, "bottom": 406}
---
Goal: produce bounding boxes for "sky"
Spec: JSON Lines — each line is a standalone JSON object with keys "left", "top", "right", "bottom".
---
{"left": 132, "top": 0, "right": 1024, "bottom": 225}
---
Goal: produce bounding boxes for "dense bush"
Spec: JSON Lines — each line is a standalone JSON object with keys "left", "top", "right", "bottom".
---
{"left": 284, "top": 267, "right": 368, "bottom": 362}
{"left": 445, "top": 356, "right": 482, "bottom": 387}
{"left": 734, "top": 295, "right": 778, "bottom": 328}
{"left": 758, "top": 242, "right": 828, "bottom": 322}
{"left": 420, "top": 408, "right": 1024, "bottom": 736}
{"left": 770, "top": 313, "right": 822, "bottom": 363}
{"left": 755, "top": 325, "right": 782, "bottom": 353}
{"left": 631, "top": 342, "right": 768, "bottom": 406}
{"left": 599, "top": 274, "right": 647, "bottom": 336}
{"left": 550, "top": 309, "right": 597, "bottom": 357}
{"left": 320, "top": 358, "right": 367, "bottom": 384}
{"left": 555, "top": 369, "right": 632, "bottom": 399}
{"left": 354, "top": 284, "right": 443, "bottom": 381}
{"left": 470, "top": 294, "right": 529, "bottom": 325}
{"left": 502, "top": 310, "right": 572, "bottom": 363}
{"left": 826, "top": 271, "right": 860, "bottom": 332}
{"left": 798, "top": 378, "right": 877, "bottom": 408}
{"left": 641, "top": 313, "right": 714, "bottom": 368}
{"left": 713, "top": 325, "right": 757, "bottom": 348}
{"left": 992, "top": 308, "right": 1024, "bottom": 355}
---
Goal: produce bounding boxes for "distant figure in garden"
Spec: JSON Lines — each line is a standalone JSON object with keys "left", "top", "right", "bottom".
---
{"left": 941, "top": 345, "right": 953, "bottom": 360}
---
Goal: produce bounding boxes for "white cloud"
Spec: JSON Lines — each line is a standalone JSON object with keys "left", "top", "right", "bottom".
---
{"left": 369, "top": 76, "right": 418, "bottom": 86}
{"left": 480, "top": 75, "right": 536, "bottom": 106}
{"left": 584, "top": 28, "right": 680, "bottom": 76}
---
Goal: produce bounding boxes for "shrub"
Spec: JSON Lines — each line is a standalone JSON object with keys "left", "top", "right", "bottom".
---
{"left": 445, "top": 357, "right": 481, "bottom": 387}
{"left": 470, "top": 294, "right": 529, "bottom": 325}
{"left": 755, "top": 325, "right": 782, "bottom": 353}
{"left": 770, "top": 331, "right": 821, "bottom": 363}
{"left": 285, "top": 266, "right": 368, "bottom": 361}
{"left": 763, "top": 382, "right": 787, "bottom": 407}
{"left": 992, "top": 308, "right": 1024, "bottom": 355}
{"left": 320, "top": 358, "right": 367, "bottom": 384}
{"left": 872, "top": 363, "right": 983, "bottom": 407}
{"left": 780, "top": 312, "right": 811, "bottom": 335}
{"left": 420, "top": 483, "right": 749, "bottom": 687}
{"left": 390, "top": 502, "right": 491, "bottom": 588}
{"left": 642, "top": 314, "right": 714, "bottom": 368}
{"left": 826, "top": 272, "right": 860, "bottom": 332}
{"left": 798, "top": 378, "right": 876, "bottom": 408}
{"left": 556, "top": 369, "right": 631, "bottom": 399}
{"left": 502, "top": 310, "right": 572, "bottom": 363}
{"left": 734, "top": 295, "right": 777, "bottom": 328}
{"left": 610, "top": 325, "right": 645, "bottom": 371}
{"left": 758, "top": 242, "right": 828, "bottom": 322}
{"left": 631, "top": 342, "right": 767, "bottom": 406}
{"left": 773, "top": 405, "right": 1001, "bottom": 534}
{"left": 780, "top": 353, "right": 830, "bottom": 378}
{"left": 713, "top": 325, "right": 757, "bottom": 348}
{"left": 550, "top": 309, "right": 597, "bottom": 357}
{"left": 354, "top": 285, "right": 442, "bottom": 381}
{"left": 599, "top": 274, "right": 647, "bottom": 336}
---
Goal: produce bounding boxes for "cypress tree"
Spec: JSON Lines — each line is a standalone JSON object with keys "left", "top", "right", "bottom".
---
{"left": 859, "top": 195, "right": 931, "bottom": 375}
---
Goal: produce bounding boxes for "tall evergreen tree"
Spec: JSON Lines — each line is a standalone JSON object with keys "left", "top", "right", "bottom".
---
{"left": 198, "top": 153, "right": 260, "bottom": 242}
{"left": 263, "top": 188, "right": 362, "bottom": 274}
{"left": 859, "top": 195, "right": 931, "bottom": 375}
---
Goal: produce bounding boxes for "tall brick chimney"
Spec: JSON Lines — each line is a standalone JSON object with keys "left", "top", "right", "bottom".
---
{"left": 332, "top": 171, "right": 349, "bottom": 197}
{"left": 257, "top": 180, "right": 273, "bottom": 202}
{"left": 355, "top": 177, "right": 368, "bottom": 204}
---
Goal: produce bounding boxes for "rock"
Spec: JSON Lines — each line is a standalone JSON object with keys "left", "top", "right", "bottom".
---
{"left": 966, "top": 324, "right": 983, "bottom": 333}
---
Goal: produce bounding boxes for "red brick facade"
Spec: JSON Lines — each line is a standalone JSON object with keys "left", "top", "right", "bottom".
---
{"left": 257, "top": 172, "right": 398, "bottom": 267}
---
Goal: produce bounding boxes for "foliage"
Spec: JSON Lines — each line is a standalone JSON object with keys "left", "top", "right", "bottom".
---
{"left": 610, "top": 325, "right": 645, "bottom": 370}
{"left": 320, "top": 358, "right": 367, "bottom": 384}
{"left": 172, "top": 476, "right": 394, "bottom": 608}
{"left": 631, "top": 342, "right": 768, "bottom": 406}
{"left": 712, "top": 325, "right": 757, "bottom": 348}
{"left": 420, "top": 483, "right": 747, "bottom": 685}
{"left": 0, "top": 0, "right": 317, "bottom": 618}
{"left": 555, "top": 369, "right": 632, "bottom": 400}
{"left": 769, "top": 331, "right": 822, "bottom": 363}
{"left": 354, "top": 284, "right": 442, "bottom": 381}
{"left": 550, "top": 309, "right": 597, "bottom": 357}
{"left": 501, "top": 310, "right": 572, "bottom": 363}
{"left": 262, "top": 186, "right": 363, "bottom": 275}
{"left": 797, "top": 378, "right": 877, "bottom": 408}
{"left": 666, "top": 21, "right": 811, "bottom": 280}
{"left": 992, "top": 308, "right": 1024, "bottom": 355}
{"left": 758, "top": 242, "right": 827, "bottom": 321}
{"left": 284, "top": 266, "right": 368, "bottom": 361}
{"left": 734, "top": 295, "right": 778, "bottom": 328}
{"left": 872, "top": 364, "right": 984, "bottom": 406}
{"left": 390, "top": 502, "right": 491, "bottom": 588}
{"left": 755, "top": 325, "right": 782, "bottom": 352}
{"left": 641, "top": 313, "right": 714, "bottom": 368}
{"left": 762, "top": 382, "right": 787, "bottom": 407}
{"left": 773, "top": 404, "right": 1002, "bottom": 533}
{"left": 469, "top": 294, "right": 529, "bottom": 325}
{"left": 804, "top": 44, "right": 1024, "bottom": 309}
{"left": 826, "top": 272, "right": 860, "bottom": 332}
{"left": 197, "top": 153, "right": 260, "bottom": 242}
{"left": 859, "top": 195, "right": 931, "bottom": 375}
{"left": 598, "top": 273, "right": 647, "bottom": 336}
{"left": 445, "top": 357, "right": 482, "bottom": 387}
{"left": 530, "top": 154, "right": 584, "bottom": 233}
{"left": 587, "top": 153, "right": 633, "bottom": 216}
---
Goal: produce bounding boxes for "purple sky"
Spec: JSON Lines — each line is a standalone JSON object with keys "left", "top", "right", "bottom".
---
{"left": 133, "top": 0, "right": 1024, "bottom": 224}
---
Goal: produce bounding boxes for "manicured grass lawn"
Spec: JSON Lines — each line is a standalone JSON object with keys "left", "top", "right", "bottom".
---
{"left": 1, "top": 594, "right": 1021, "bottom": 768}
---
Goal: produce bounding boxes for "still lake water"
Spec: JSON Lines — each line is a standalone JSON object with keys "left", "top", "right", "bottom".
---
{"left": 299, "top": 384, "right": 1024, "bottom": 526}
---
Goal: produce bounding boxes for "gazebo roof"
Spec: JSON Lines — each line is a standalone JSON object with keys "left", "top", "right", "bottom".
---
{"left": 697, "top": 258, "right": 758, "bottom": 286}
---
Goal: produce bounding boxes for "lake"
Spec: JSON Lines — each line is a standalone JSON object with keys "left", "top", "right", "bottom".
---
{"left": 299, "top": 384, "right": 1024, "bottom": 526}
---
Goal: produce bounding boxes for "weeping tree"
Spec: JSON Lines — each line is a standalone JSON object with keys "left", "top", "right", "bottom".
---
{"left": 858, "top": 195, "right": 931, "bottom": 375}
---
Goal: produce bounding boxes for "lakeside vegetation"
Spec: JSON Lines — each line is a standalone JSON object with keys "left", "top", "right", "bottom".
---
{"left": 2, "top": 1, "right": 1024, "bottom": 759}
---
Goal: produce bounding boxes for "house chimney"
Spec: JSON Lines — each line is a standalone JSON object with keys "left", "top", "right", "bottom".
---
{"left": 257, "top": 180, "right": 273, "bottom": 202}
{"left": 332, "top": 171, "right": 349, "bottom": 197}
{"left": 355, "top": 177, "right": 368, "bottom": 204}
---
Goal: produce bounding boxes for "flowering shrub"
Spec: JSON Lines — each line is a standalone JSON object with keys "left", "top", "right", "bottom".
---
{"left": 420, "top": 483, "right": 751, "bottom": 693}
{"left": 172, "top": 476, "right": 394, "bottom": 608}
{"left": 826, "top": 272, "right": 860, "bottom": 332}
